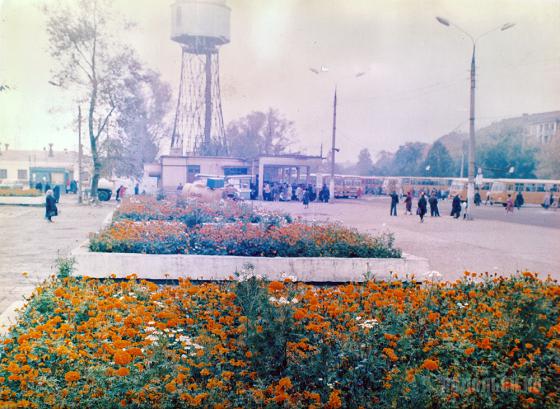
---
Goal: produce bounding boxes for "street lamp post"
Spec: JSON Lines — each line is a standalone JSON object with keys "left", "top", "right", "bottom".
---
{"left": 436, "top": 17, "right": 515, "bottom": 220}
{"left": 310, "top": 68, "right": 365, "bottom": 203}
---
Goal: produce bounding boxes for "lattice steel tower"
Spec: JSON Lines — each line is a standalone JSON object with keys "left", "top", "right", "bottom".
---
{"left": 170, "top": 0, "right": 230, "bottom": 156}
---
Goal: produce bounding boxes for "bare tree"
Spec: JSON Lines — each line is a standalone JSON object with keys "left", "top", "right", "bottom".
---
{"left": 43, "top": 0, "right": 137, "bottom": 200}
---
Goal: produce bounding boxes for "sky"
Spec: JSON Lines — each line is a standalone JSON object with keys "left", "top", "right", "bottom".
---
{"left": 1, "top": 0, "right": 559, "bottom": 162}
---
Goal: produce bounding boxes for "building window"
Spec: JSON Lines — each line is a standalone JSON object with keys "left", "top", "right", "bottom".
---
{"left": 0, "top": 169, "right": 7, "bottom": 178}
{"left": 224, "top": 167, "right": 248, "bottom": 176}
{"left": 186, "top": 165, "right": 201, "bottom": 183}
{"left": 18, "top": 169, "right": 28, "bottom": 180}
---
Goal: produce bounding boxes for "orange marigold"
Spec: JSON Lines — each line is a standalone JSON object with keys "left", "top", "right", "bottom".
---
{"left": 465, "top": 347, "right": 475, "bottom": 356}
{"left": 326, "top": 389, "right": 342, "bottom": 409}
{"left": 116, "top": 367, "right": 130, "bottom": 377}
{"left": 64, "top": 371, "right": 80, "bottom": 382}
{"left": 268, "top": 281, "right": 284, "bottom": 292}
{"left": 114, "top": 350, "right": 132, "bottom": 366}
{"left": 421, "top": 359, "right": 439, "bottom": 371}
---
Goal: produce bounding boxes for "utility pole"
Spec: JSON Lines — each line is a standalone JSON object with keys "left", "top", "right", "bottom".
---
{"left": 465, "top": 48, "right": 476, "bottom": 220}
{"left": 330, "top": 87, "right": 337, "bottom": 203}
{"left": 78, "top": 106, "right": 83, "bottom": 204}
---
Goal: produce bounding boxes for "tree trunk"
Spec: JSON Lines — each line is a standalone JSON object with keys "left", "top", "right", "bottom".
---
{"left": 89, "top": 81, "right": 100, "bottom": 203}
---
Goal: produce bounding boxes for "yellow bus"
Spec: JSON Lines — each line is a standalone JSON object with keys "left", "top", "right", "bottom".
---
{"left": 489, "top": 179, "right": 560, "bottom": 205}
{"left": 449, "top": 178, "right": 495, "bottom": 202}
{"left": 401, "top": 177, "right": 454, "bottom": 197}
{"left": 320, "top": 174, "right": 363, "bottom": 198}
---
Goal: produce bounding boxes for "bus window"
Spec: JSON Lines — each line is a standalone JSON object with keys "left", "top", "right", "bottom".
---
{"left": 491, "top": 182, "right": 506, "bottom": 192}
{"left": 536, "top": 184, "right": 546, "bottom": 192}
{"left": 515, "top": 183, "right": 524, "bottom": 192}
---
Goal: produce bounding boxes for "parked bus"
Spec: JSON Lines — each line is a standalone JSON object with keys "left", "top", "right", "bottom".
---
{"left": 319, "top": 174, "right": 363, "bottom": 198}
{"left": 448, "top": 178, "right": 495, "bottom": 202}
{"left": 361, "top": 176, "right": 384, "bottom": 195}
{"left": 489, "top": 179, "right": 560, "bottom": 205}
{"left": 401, "top": 177, "right": 454, "bottom": 198}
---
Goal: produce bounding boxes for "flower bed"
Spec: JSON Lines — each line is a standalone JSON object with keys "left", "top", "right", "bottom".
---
{"left": 114, "top": 196, "right": 292, "bottom": 227}
{"left": 1, "top": 273, "right": 558, "bottom": 408}
{"left": 89, "top": 220, "right": 400, "bottom": 258}
{"left": 0, "top": 188, "right": 42, "bottom": 197}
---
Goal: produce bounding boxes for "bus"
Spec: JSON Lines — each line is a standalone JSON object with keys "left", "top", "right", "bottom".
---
{"left": 361, "top": 176, "right": 384, "bottom": 195}
{"left": 319, "top": 174, "right": 363, "bottom": 198}
{"left": 489, "top": 179, "right": 560, "bottom": 205}
{"left": 401, "top": 177, "right": 454, "bottom": 198}
{"left": 449, "top": 178, "right": 494, "bottom": 202}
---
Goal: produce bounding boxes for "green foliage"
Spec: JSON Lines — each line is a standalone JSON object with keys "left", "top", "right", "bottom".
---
{"left": 356, "top": 148, "right": 374, "bottom": 176}
{"left": 55, "top": 256, "right": 75, "bottom": 279}
{"left": 477, "top": 130, "right": 538, "bottom": 178}
{"left": 423, "top": 141, "right": 455, "bottom": 177}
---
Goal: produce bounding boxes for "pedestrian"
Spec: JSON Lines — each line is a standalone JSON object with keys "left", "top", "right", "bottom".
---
{"left": 505, "top": 194, "right": 514, "bottom": 213}
{"left": 485, "top": 191, "right": 492, "bottom": 206}
{"left": 35, "top": 181, "right": 43, "bottom": 192}
{"left": 296, "top": 186, "right": 303, "bottom": 202}
{"left": 417, "top": 192, "right": 427, "bottom": 223}
{"left": 116, "top": 185, "right": 126, "bottom": 202}
{"left": 515, "top": 191, "right": 524, "bottom": 209}
{"left": 53, "top": 185, "right": 61, "bottom": 203}
{"left": 177, "top": 182, "right": 184, "bottom": 194}
{"left": 134, "top": 183, "right": 140, "bottom": 195}
{"left": 462, "top": 200, "right": 468, "bottom": 219}
{"left": 264, "top": 183, "right": 271, "bottom": 201}
{"left": 405, "top": 191, "right": 413, "bottom": 215}
{"left": 390, "top": 190, "right": 399, "bottom": 216}
{"left": 65, "top": 179, "right": 70, "bottom": 194}
{"left": 429, "top": 193, "right": 440, "bottom": 217}
{"left": 70, "top": 180, "right": 77, "bottom": 194}
{"left": 451, "top": 194, "right": 462, "bottom": 219}
{"left": 474, "top": 191, "right": 481, "bottom": 206}
{"left": 320, "top": 184, "right": 330, "bottom": 203}
{"left": 302, "top": 189, "right": 310, "bottom": 209}
{"left": 45, "top": 190, "right": 58, "bottom": 223}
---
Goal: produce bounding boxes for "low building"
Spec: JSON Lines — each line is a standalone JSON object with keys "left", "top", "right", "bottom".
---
{"left": 144, "top": 153, "right": 323, "bottom": 198}
{"left": 0, "top": 145, "right": 81, "bottom": 189}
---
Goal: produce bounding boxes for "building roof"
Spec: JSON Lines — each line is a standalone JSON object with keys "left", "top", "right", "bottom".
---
{"left": 0, "top": 149, "right": 79, "bottom": 164}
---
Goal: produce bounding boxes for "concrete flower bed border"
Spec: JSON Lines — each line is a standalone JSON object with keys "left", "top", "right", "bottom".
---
{"left": 70, "top": 242, "right": 429, "bottom": 282}
{"left": 0, "top": 196, "right": 44, "bottom": 206}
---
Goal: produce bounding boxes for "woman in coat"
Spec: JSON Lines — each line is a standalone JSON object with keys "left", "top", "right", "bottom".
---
{"left": 45, "top": 190, "right": 58, "bottom": 223}
{"left": 451, "top": 195, "right": 462, "bottom": 219}
{"left": 417, "top": 192, "right": 428, "bottom": 223}
{"left": 405, "top": 192, "right": 413, "bottom": 215}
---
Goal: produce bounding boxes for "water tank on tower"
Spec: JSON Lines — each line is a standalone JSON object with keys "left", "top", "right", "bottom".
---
{"left": 170, "top": 0, "right": 231, "bottom": 156}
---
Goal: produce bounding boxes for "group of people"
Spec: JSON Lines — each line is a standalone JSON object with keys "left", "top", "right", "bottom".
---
{"left": 390, "top": 189, "right": 441, "bottom": 222}
{"left": 260, "top": 182, "right": 330, "bottom": 206}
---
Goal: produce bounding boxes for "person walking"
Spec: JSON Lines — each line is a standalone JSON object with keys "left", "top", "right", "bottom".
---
{"left": 53, "top": 185, "right": 61, "bottom": 203}
{"left": 474, "top": 191, "right": 481, "bottom": 206}
{"left": 302, "top": 189, "right": 310, "bottom": 209}
{"left": 429, "top": 193, "right": 440, "bottom": 217}
{"left": 505, "top": 194, "right": 514, "bottom": 213}
{"left": 451, "top": 194, "right": 462, "bottom": 219}
{"left": 417, "top": 192, "right": 428, "bottom": 223}
{"left": 515, "top": 191, "right": 524, "bottom": 210}
{"left": 390, "top": 190, "right": 399, "bottom": 216}
{"left": 134, "top": 183, "right": 140, "bottom": 195}
{"left": 45, "top": 190, "right": 58, "bottom": 223}
{"left": 405, "top": 191, "right": 413, "bottom": 215}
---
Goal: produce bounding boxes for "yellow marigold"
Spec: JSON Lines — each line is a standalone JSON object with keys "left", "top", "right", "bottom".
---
{"left": 64, "top": 371, "right": 80, "bottom": 382}
{"left": 421, "top": 359, "right": 439, "bottom": 371}
{"left": 116, "top": 367, "right": 130, "bottom": 377}
{"left": 114, "top": 350, "right": 132, "bottom": 366}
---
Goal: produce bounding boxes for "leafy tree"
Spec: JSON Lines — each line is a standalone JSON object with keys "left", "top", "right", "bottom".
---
{"left": 477, "top": 130, "right": 537, "bottom": 178}
{"left": 101, "top": 70, "right": 172, "bottom": 178}
{"left": 44, "top": 0, "right": 141, "bottom": 200}
{"left": 392, "top": 142, "right": 428, "bottom": 176}
{"left": 423, "top": 141, "right": 455, "bottom": 177}
{"left": 226, "top": 109, "right": 294, "bottom": 159}
{"left": 371, "top": 150, "right": 396, "bottom": 176}
{"left": 356, "top": 148, "right": 374, "bottom": 176}
{"left": 537, "top": 134, "right": 560, "bottom": 179}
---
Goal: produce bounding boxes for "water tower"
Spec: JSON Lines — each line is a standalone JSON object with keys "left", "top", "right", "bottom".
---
{"left": 170, "top": 0, "right": 230, "bottom": 156}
